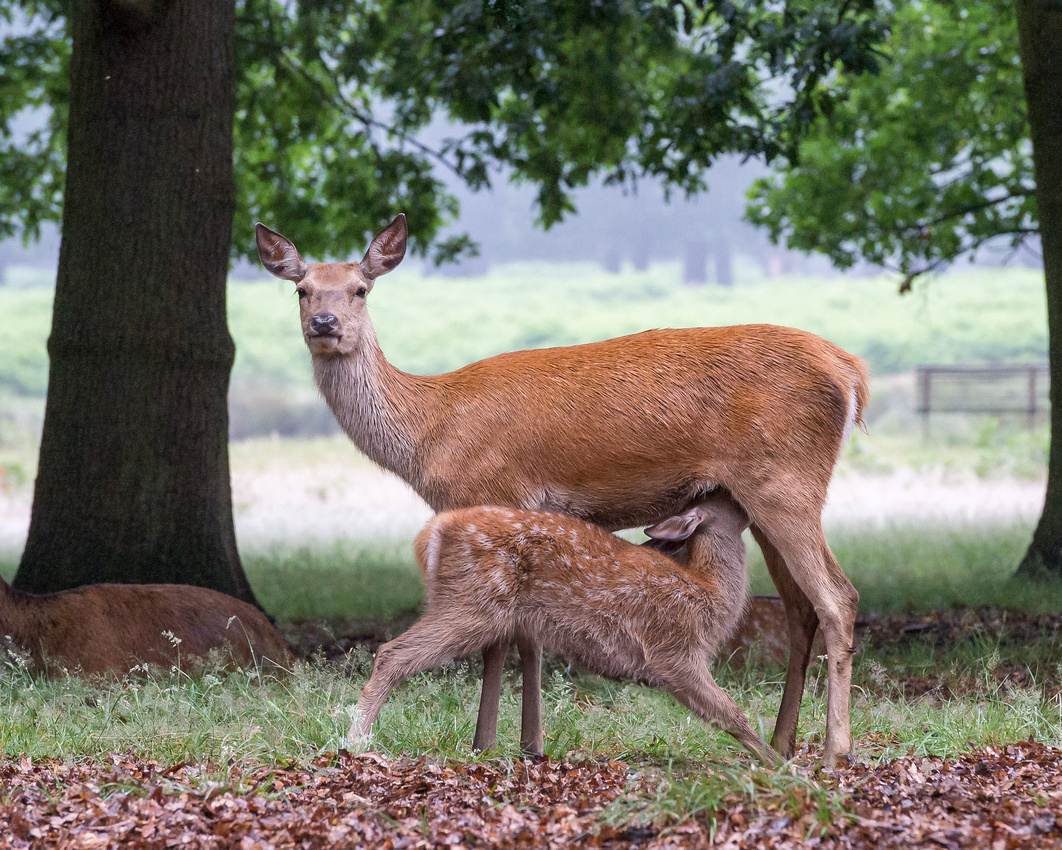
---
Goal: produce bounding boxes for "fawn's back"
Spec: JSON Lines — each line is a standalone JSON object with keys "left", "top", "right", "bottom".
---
{"left": 415, "top": 504, "right": 749, "bottom": 683}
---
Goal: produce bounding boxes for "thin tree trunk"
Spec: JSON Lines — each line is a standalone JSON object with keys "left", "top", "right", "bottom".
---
{"left": 1015, "top": 0, "right": 1062, "bottom": 578}
{"left": 15, "top": 0, "right": 257, "bottom": 605}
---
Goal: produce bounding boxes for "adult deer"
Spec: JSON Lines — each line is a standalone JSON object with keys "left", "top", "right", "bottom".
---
{"left": 256, "top": 215, "right": 868, "bottom": 766}
{"left": 0, "top": 576, "right": 294, "bottom": 677}
{"left": 352, "top": 492, "right": 773, "bottom": 762}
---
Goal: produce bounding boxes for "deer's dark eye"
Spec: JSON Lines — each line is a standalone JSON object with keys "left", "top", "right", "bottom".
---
{"left": 354, "top": 286, "right": 368, "bottom": 298}
{"left": 296, "top": 286, "right": 307, "bottom": 299}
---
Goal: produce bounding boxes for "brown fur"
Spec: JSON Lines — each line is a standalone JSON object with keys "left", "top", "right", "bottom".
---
{"left": 0, "top": 577, "right": 294, "bottom": 677}
{"left": 351, "top": 493, "right": 773, "bottom": 762}
{"left": 256, "top": 216, "right": 868, "bottom": 766}
{"left": 719, "top": 595, "right": 826, "bottom": 666}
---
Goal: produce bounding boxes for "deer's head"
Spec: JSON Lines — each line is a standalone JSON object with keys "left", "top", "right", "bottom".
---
{"left": 255, "top": 215, "right": 407, "bottom": 358}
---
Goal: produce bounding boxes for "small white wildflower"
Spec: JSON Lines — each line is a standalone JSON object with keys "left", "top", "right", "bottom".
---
{"left": 162, "top": 630, "right": 182, "bottom": 647}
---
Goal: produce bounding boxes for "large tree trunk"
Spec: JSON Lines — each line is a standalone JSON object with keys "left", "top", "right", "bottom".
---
{"left": 14, "top": 0, "right": 258, "bottom": 605}
{"left": 1015, "top": 0, "right": 1062, "bottom": 578}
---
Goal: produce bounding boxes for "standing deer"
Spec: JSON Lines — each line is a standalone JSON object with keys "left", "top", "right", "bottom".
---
{"left": 256, "top": 215, "right": 868, "bottom": 766}
{"left": 0, "top": 576, "right": 294, "bottom": 677}
{"left": 352, "top": 492, "right": 773, "bottom": 761}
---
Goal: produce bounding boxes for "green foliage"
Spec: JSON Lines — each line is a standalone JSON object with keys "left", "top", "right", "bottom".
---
{"left": 0, "top": 0, "right": 888, "bottom": 263}
{"left": 747, "top": 0, "right": 1035, "bottom": 279}
{"left": 0, "top": 2, "right": 67, "bottom": 243}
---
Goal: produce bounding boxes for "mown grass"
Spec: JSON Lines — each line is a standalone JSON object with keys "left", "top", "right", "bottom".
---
{"left": 247, "top": 541, "right": 422, "bottom": 622}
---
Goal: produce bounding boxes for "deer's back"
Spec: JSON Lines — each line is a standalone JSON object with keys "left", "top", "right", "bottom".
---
{"left": 7, "top": 582, "right": 293, "bottom": 677}
{"left": 417, "top": 326, "right": 866, "bottom": 525}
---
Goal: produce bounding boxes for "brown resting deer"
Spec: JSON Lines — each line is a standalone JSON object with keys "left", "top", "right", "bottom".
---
{"left": 0, "top": 576, "right": 294, "bottom": 677}
{"left": 350, "top": 490, "right": 774, "bottom": 762}
{"left": 257, "top": 214, "right": 867, "bottom": 765}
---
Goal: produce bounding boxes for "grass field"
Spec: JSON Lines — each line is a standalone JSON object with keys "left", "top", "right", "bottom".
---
{"left": 0, "top": 261, "right": 1057, "bottom": 834}
{"left": 0, "top": 261, "right": 1049, "bottom": 428}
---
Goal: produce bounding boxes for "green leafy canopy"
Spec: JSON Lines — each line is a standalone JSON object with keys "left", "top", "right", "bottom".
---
{"left": 1, "top": 0, "right": 887, "bottom": 264}
{"left": 747, "top": 0, "right": 1035, "bottom": 287}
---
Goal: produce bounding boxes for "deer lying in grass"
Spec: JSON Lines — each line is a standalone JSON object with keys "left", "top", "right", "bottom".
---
{"left": 351, "top": 491, "right": 774, "bottom": 762}
{"left": 257, "top": 215, "right": 867, "bottom": 766}
{"left": 0, "top": 576, "right": 294, "bottom": 677}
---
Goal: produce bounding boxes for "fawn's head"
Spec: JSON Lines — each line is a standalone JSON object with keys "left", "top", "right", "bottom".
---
{"left": 643, "top": 489, "right": 750, "bottom": 556}
{"left": 255, "top": 215, "right": 407, "bottom": 358}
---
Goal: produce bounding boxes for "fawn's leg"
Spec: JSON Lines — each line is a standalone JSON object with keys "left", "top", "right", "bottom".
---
{"left": 472, "top": 639, "right": 508, "bottom": 752}
{"left": 516, "top": 634, "right": 544, "bottom": 756}
{"left": 351, "top": 618, "right": 483, "bottom": 742}
{"left": 660, "top": 656, "right": 775, "bottom": 764}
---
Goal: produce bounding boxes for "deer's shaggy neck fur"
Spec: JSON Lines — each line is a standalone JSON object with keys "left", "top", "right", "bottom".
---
{"left": 312, "top": 323, "right": 435, "bottom": 489}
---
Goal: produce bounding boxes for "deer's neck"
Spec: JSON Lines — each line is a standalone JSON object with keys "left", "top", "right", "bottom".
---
{"left": 312, "top": 325, "right": 436, "bottom": 486}
{"left": 688, "top": 531, "right": 749, "bottom": 616}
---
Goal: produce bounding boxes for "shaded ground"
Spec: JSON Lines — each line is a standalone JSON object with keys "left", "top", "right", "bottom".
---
{"left": 2, "top": 743, "right": 1062, "bottom": 848}
{"left": 279, "top": 605, "right": 1062, "bottom": 699}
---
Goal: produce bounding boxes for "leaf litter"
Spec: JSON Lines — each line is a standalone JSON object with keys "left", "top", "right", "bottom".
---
{"left": 2, "top": 741, "right": 1062, "bottom": 848}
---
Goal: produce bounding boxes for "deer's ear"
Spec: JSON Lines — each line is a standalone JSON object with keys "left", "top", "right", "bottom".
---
{"left": 256, "top": 223, "right": 307, "bottom": 282}
{"left": 360, "top": 214, "right": 407, "bottom": 279}
{"left": 644, "top": 511, "right": 701, "bottom": 543}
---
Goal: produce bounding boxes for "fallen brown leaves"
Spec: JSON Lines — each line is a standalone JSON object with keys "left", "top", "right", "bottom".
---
{"left": 2, "top": 742, "right": 1062, "bottom": 849}
{"left": 0, "top": 750, "right": 638, "bottom": 849}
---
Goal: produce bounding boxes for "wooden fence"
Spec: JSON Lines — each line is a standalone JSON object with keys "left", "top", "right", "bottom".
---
{"left": 915, "top": 364, "right": 1049, "bottom": 436}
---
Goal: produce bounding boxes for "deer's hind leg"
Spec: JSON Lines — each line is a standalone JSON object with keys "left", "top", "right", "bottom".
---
{"left": 351, "top": 616, "right": 501, "bottom": 742}
{"left": 749, "top": 513, "right": 857, "bottom": 767}
{"left": 654, "top": 652, "right": 772, "bottom": 763}
{"left": 750, "top": 524, "right": 819, "bottom": 759}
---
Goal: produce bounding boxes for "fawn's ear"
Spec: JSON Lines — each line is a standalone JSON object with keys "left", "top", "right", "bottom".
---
{"left": 644, "top": 511, "right": 701, "bottom": 543}
{"left": 256, "top": 223, "right": 307, "bottom": 282}
{"left": 360, "top": 214, "right": 407, "bottom": 279}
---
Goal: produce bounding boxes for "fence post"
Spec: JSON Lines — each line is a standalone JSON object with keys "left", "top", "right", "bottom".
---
{"left": 918, "top": 367, "right": 931, "bottom": 439}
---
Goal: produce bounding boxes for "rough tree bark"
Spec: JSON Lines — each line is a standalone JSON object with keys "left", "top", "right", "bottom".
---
{"left": 14, "top": 0, "right": 258, "bottom": 605}
{"left": 1015, "top": 0, "right": 1062, "bottom": 578}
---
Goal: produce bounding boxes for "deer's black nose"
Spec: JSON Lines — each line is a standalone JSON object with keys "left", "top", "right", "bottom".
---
{"left": 310, "top": 312, "right": 339, "bottom": 335}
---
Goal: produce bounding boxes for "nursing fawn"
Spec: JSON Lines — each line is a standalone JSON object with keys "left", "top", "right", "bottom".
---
{"left": 351, "top": 491, "right": 773, "bottom": 762}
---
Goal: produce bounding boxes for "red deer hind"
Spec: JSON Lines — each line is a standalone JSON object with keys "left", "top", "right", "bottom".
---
{"left": 256, "top": 215, "right": 868, "bottom": 766}
{"left": 0, "top": 576, "right": 294, "bottom": 678}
